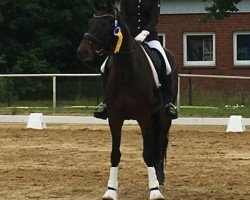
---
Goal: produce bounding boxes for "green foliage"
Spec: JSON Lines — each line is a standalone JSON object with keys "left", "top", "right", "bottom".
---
{"left": 12, "top": 48, "right": 56, "bottom": 74}
{"left": 0, "top": 54, "right": 6, "bottom": 64}
{"left": 0, "top": 78, "right": 7, "bottom": 101}
{"left": 0, "top": 0, "right": 94, "bottom": 74}
{"left": 201, "top": 0, "right": 241, "bottom": 22}
{"left": 0, "top": 0, "right": 96, "bottom": 103}
{"left": 10, "top": 48, "right": 57, "bottom": 101}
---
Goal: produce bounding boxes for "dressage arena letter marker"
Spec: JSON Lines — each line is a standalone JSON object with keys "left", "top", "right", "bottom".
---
{"left": 26, "top": 113, "right": 47, "bottom": 130}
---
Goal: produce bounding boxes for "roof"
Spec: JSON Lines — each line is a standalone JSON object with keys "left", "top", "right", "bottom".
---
{"left": 161, "top": 0, "right": 250, "bottom": 15}
{"left": 115, "top": 0, "right": 250, "bottom": 15}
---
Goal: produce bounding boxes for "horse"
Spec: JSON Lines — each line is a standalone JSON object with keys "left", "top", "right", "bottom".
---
{"left": 77, "top": 1, "right": 178, "bottom": 199}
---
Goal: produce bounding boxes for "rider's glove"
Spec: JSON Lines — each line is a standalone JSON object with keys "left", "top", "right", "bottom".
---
{"left": 135, "top": 30, "right": 150, "bottom": 42}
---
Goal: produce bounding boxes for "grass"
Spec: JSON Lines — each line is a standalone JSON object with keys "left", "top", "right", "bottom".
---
{"left": 179, "top": 105, "right": 250, "bottom": 117}
{"left": 0, "top": 104, "right": 249, "bottom": 118}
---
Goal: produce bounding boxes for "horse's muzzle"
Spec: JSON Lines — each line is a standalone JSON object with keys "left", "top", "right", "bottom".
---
{"left": 77, "top": 38, "right": 94, "bottom": 63}
{"left": 76, "top": 49, "right": 88, "bottom": 62}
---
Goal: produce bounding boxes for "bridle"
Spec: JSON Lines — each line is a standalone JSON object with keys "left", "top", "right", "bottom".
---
{"left": 84, "top": 9, "right": 138, "bottom": 56}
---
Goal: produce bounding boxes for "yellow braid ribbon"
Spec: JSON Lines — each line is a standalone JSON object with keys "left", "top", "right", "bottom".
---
{"left": 114, "top": 26, "right": 123, "bottom": 54}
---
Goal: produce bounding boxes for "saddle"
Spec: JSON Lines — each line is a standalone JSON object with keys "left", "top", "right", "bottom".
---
{"left": 141, "top": 43, "right": 166, "bottom": 83}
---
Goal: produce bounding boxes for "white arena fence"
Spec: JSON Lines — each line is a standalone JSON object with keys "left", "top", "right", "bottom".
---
{"left": 177, "top": 74, "right": 250, "bottom": 111}
{"left": 0, "top": 73, "right": 250, "bottom": 110}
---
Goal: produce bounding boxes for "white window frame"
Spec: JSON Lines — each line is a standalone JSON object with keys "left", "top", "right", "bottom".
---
{"left": 158, "top": 33, "right": 166, "bottom": 48}
{"left": 233, "top": 32, "right": 250, "bottom": 66}
{"left": 183, "top": 32, "right": 216, "bottom": 67}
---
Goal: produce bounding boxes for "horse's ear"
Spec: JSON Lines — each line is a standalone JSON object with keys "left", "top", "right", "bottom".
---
{"left": 92, "top": 0, "right": 99, "bottom": 10}
{"left": 106, "top": 0, "right": 113, "bottom": 12}
{"left": 93, "top": 0, "right": 107, "bottom": 10}
{"left": 93, "top": 0, "right": 113, "bottom": 12}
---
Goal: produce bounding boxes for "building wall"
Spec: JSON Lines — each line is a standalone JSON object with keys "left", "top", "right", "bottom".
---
{"left": 158, "top": 13, "right": 250, "bottom": 76}
{"left": 158, "top": 13, "right": 250, "bottom": 100}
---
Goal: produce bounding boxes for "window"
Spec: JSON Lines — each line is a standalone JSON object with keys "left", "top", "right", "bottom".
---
{"left": 183, "top": 33, "right": 216, "bottom": 67}
{"left": 158, "top": 33, "right": 166, "bottom": 48}
{"left": 233, "top": 32, "right": 250, "bottom": 66}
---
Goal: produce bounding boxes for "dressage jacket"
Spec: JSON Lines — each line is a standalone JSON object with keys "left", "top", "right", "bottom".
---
{"left": 120, "top": 0, "right": 160, "bottom": 41}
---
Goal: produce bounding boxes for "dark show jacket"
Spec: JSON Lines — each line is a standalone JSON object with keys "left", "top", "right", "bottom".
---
{"left": 120, "top": 0, "right": 160, "bottom": 41}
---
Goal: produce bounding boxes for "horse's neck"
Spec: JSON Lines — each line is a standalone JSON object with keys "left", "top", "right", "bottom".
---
{"left": 121, "top": 29, "right": 136, "bottom": 54}
{"left": 113, "top": 38, "right": 136, "bottom": 70}
{"left": 111, "top": 20, "right": 149, "bottom": 81}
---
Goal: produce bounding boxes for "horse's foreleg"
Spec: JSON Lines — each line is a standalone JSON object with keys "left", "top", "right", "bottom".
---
{"left": 102, "top": 118, "right": 123, "bottom": 200}
{"left": 138, "top": 117, "right": 165, "bottom": 200}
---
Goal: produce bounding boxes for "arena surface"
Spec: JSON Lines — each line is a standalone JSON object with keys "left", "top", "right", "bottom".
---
{"left": 0, "top": 123, "right": 249, "bottom": 200}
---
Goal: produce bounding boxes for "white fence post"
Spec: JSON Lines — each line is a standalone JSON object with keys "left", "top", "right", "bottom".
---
{"left": 177, "top": 75, "right": 181, "bottom": 112}
{"left": 53, "top": 76, "right": 56, "bottom": 109}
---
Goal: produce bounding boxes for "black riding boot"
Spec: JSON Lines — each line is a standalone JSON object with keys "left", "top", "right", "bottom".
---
{"left": 161, "top": 74, "right": 178, "bottom": 119}
{"left": 94, "top": 72, "right": 108, "bottom": 120}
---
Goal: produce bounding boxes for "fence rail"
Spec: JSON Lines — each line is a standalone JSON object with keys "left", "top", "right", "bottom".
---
{"left": 1, "top": 73, "right": 250, "bottom": 110}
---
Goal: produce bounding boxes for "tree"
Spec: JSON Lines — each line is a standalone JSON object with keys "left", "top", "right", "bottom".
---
{"left": 202, "top": 0, "right": 241, "bottom": 22}
{"left": 0, "top": 1, "right": 96, "bottom": 102}
{"left": 0, "top": 0, "right": 94, "bottom": 74}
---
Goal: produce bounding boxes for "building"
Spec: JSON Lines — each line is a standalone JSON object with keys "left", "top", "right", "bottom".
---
{"left": 158, "top": 0, "right": 250, "bottom": 77}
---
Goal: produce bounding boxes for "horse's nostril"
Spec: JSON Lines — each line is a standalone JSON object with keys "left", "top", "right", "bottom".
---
{"left": 77, "top": 50, "right": 87, "bottom": 60}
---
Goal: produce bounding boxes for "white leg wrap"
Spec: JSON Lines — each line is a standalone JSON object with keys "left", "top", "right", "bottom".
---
{"left": 149, "top": 189, "right": 164, "bottom": 200}
{"left": 102, "top": 189, "right": 118, "bottom": 200}
{"left": 147, "top": 167, "right": 159, "bottom": 189}
{"left": 147, "top": 167, "right": 164, "bottom": 200}
{"left": 103, "top": 167, "right": 119, "bottom": 200}
{"left": 145, "top": 40, "right": 172, "bottom": 75}
{"left": 108, "top": 167, "right": 119, "bottom": 189}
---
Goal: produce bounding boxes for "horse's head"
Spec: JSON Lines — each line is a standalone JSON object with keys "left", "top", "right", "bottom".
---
{"left": 77, "top": 0, "right": 120, "bottom": 63}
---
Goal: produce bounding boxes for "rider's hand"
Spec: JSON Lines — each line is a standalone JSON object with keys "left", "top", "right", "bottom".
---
{"left": 135, "top": 30, "right": 150, "bottom": 42}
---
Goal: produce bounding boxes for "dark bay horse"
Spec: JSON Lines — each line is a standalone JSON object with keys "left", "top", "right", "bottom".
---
{"left": 77, "top": 1, "right": 178, "bottom": 199}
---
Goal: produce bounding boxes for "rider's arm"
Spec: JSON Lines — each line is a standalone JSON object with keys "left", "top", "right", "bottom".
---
{"left": 145, "top": 0, "right": 160, "bottom": 33}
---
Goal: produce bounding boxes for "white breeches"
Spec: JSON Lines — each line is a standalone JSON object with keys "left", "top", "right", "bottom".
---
{"left": 100, "top": 57, "right": 109, "bottom": 73}
{"left": 100, "top": 40, "right": 172, "bottom": 75}
{"left": 145, "top": 40, "right": 171, "bottom": 75}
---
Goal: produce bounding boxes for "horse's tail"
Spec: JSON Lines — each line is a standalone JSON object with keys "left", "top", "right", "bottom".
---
{"left": 152, "top": 110, "right": 171, "bottom": 185}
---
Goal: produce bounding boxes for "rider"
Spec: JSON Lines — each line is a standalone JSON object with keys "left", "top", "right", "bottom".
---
{"left": 94, "top": 0, "right": 178, "bottom": 120}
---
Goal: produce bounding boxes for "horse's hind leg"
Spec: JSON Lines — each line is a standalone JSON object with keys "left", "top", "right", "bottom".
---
{"left": 102, "top": 118, "right": 123, "bottom": 200}
{"left": 154, "top": 111, "right": 171, "bottom": 186}
{"left": 138, "top": 116, "right": 165, "bottom": 200}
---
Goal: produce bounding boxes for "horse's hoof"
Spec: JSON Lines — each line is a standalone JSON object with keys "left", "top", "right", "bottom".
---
{"left": 149, "top": 189, "right": 164, "bottom": 200}
{"left": 102, "top": 189, "right": 118, "bottom": 200}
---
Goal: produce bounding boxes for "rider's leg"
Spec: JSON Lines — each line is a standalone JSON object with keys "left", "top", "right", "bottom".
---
{"left": 161, "top": 74, "right": 178, "bottom": 119}
{"left": 94, "top": 57, "right": 109, "bottom": 120}
{"left": 145, "top": 40, "right": 178, "bottom": 119}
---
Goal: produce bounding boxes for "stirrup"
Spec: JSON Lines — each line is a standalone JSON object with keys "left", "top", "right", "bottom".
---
{"left": 165, "top": 103, "right": 178, "bottom": 119}
{"left": 94, "top": 103, "right": 108, "bottom": 120}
